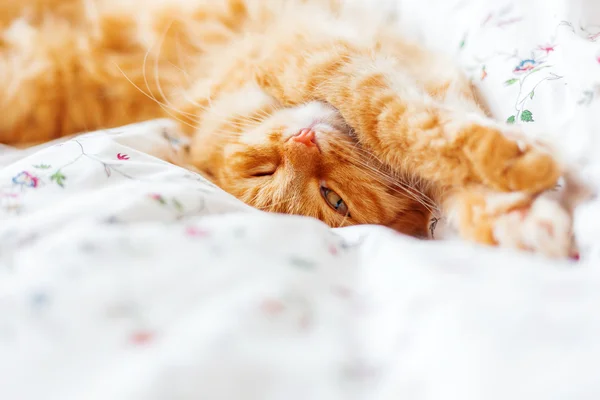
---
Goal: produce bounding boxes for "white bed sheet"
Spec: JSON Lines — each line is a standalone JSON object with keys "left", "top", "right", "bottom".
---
{"left": 1, "top": 0, "right": 600, "bottom": 399}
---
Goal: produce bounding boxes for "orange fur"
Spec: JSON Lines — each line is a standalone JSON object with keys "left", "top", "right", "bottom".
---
{"left": 0, "top": 0, "right": 567, "bottom": 254}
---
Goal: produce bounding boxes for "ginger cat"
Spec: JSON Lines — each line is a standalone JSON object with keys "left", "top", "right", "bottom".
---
{"left": 0, "top": 0, "right": 574, "bottom": 257}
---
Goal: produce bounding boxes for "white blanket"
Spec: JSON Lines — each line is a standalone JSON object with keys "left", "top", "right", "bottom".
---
{"left": 1, "top": 0, "right": 600, "bottom": 399}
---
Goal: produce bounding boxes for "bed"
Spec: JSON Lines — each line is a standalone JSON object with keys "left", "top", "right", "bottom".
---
{"left": 1, "top": 0, "right": 600, "bottom": 398}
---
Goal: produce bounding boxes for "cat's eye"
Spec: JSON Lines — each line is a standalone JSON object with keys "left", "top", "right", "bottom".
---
{"left": 251, "top": 170, "right": 275, "bottom": 177}
{"left": 249, "top": 166, "right": 277, "bottom": 178}
{"left": 320, "top": 185, "right": 350, "bottom": 217}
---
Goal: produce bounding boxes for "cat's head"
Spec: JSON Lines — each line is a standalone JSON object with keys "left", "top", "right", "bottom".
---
{"left": 189, "top": 100, "right": 431, "bottom": 237}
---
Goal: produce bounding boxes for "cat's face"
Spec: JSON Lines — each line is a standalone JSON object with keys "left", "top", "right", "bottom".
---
{"left": 192, "top": 101, "right": 431, "bottom": 237}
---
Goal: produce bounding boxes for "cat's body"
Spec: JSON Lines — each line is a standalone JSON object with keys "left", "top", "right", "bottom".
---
{"left": 1, "top": 0, "right": 574, "bottom": 256}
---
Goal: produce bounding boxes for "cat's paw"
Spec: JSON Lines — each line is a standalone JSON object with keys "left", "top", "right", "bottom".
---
{"left": 463, "top": 125, "right": 561, "bottom": 194}
{"left": 448, "top": 189, "right": 573, "bottom": 258}
{"left": 492, "top": 197, "right": 573, "bottom": 258}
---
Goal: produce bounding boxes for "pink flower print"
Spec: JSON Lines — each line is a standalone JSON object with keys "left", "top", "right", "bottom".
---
{"left": 130, "top": 330, "right": 155, "bottom": 345}
{"left": 331, "top": 286, "right": 353, "bottom": 299}
{"left": 117, "top": 153, "right": 130, "bottom": 160}
{"left": 481, "top": 13, "right": 493, "bottom": 26}
{"left": 328, "top": 244, "right": 339, "bottom": 255}
{"left": 513, "top": 59, "right": 537, "bottom": 74}
{"left": 185, "top": 226, "right": 209, "bottom": 237}
{"left": 148, "top": 193, "right": 166, "bottom": 205}
{"left": 260, "top": 299, "right": 285, "bottom": 315}
{"left": 299, "top": 313, "right": 311, "bottom": 330}
{"left": 12, "top": 171, "right": 39, "bottom": 188}
{"left": 539, "top": 44, "right": 555, "bottom": 55}
{"left": 497, "top": 17, "right": 522, "bottom": 28}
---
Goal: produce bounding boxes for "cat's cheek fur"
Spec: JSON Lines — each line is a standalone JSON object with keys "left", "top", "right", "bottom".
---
{"left": 388, "top": 209, "right": 432, "bottom": 239}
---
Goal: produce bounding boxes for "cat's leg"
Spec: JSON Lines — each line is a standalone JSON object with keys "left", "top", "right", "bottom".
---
{"left": 256, "top": 45, "right": 560, "bottom": 195}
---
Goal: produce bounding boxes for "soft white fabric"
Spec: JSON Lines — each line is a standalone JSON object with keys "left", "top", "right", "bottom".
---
{"left": 1, "top": 0, "right": 600, "bottom": 399}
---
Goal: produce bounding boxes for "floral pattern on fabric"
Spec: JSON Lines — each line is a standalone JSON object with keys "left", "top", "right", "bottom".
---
{"left": 459, "top": 16, "right": 600, "bottom": 124}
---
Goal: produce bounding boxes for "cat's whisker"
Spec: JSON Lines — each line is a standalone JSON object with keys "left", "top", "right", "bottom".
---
{"left": 178, "top": 92, "right": 270, "bottom": 131}
{"left": 342, "top": 141, "right": 439, "bottom": 211}
{"left": 113, "top": 35, "right": 203, "bottom": 131}
{"left": 253, "top": 187, "right": 298, "bottom": 212}
{"left": 254, "top": 106, "right": 277, "bottom": 120}
{"left": 153, "top": 29, "right": 188, "bottom": 118}
{"left": 341, "top": 150, "right": 438, "bottom": 214}
{"left": 152, "top": 22, "right": 206, "bottom": 123}
{"left": 335, "top": 156, "right": 433, "bottom": 212}
{"left": 174, "top": 36, "right": 193, "bottom": 82}
{"left": 261, "top": 197, "right": 293, "bottom": 212}
{"left": 225, "top": 120, "right": 262, "bottom": 129}
{"left": 209, "top": 125, "right": 255, "bottom": 137}
{"left": 114, "top": 64, "right": 201, "bottom": 132}
{"left": 126, "top": 24, "right": 208, "bottom": 131}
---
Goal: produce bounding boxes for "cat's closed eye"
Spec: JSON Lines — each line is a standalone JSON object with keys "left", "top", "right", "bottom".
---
{"left": 250, "top": 168, "right": 277, "bottom": 178}
{"left": 320, "top": 184, "right": 350, "bottom": 217}
{"left": 249, "top": 166, "right": 277, "bottom": 177}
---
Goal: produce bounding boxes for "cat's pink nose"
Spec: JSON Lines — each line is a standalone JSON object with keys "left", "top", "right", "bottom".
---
{"left": 291, "top": 128, "right": 317, "bottom": 148}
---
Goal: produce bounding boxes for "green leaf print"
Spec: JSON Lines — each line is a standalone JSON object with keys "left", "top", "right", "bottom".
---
{"left": 520, "top": 110, "right": 534, "bottom": 122}
{"left": 289, "top": 257, "right": 316, "bottom": 270}
{"left": 529, "top": 91, "right": 535, "bottom": 99}
{"left": 459, "top": 33, "right": 467, "bottom": 49}
{"left": 151, "top": 194, "right": 166, "bottom": 205}
{"left": 50, "top": 171, "right": 67, "bottom": 187}
{"left": 506, "top": 115, "right": 516, "bottom": 124}
{"left": 504, "top": 78, "right": 519, "bottom": 86}
{"left": 172, "top": 198, "right": 184, "bottom": 212}
{"left": 33, "top": 164, "right": 51, "bottom": 169}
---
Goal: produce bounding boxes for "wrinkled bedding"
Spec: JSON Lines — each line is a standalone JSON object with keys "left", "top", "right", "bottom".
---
{"left": 1, "top": 0, "right": 600, "bottom": 399}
